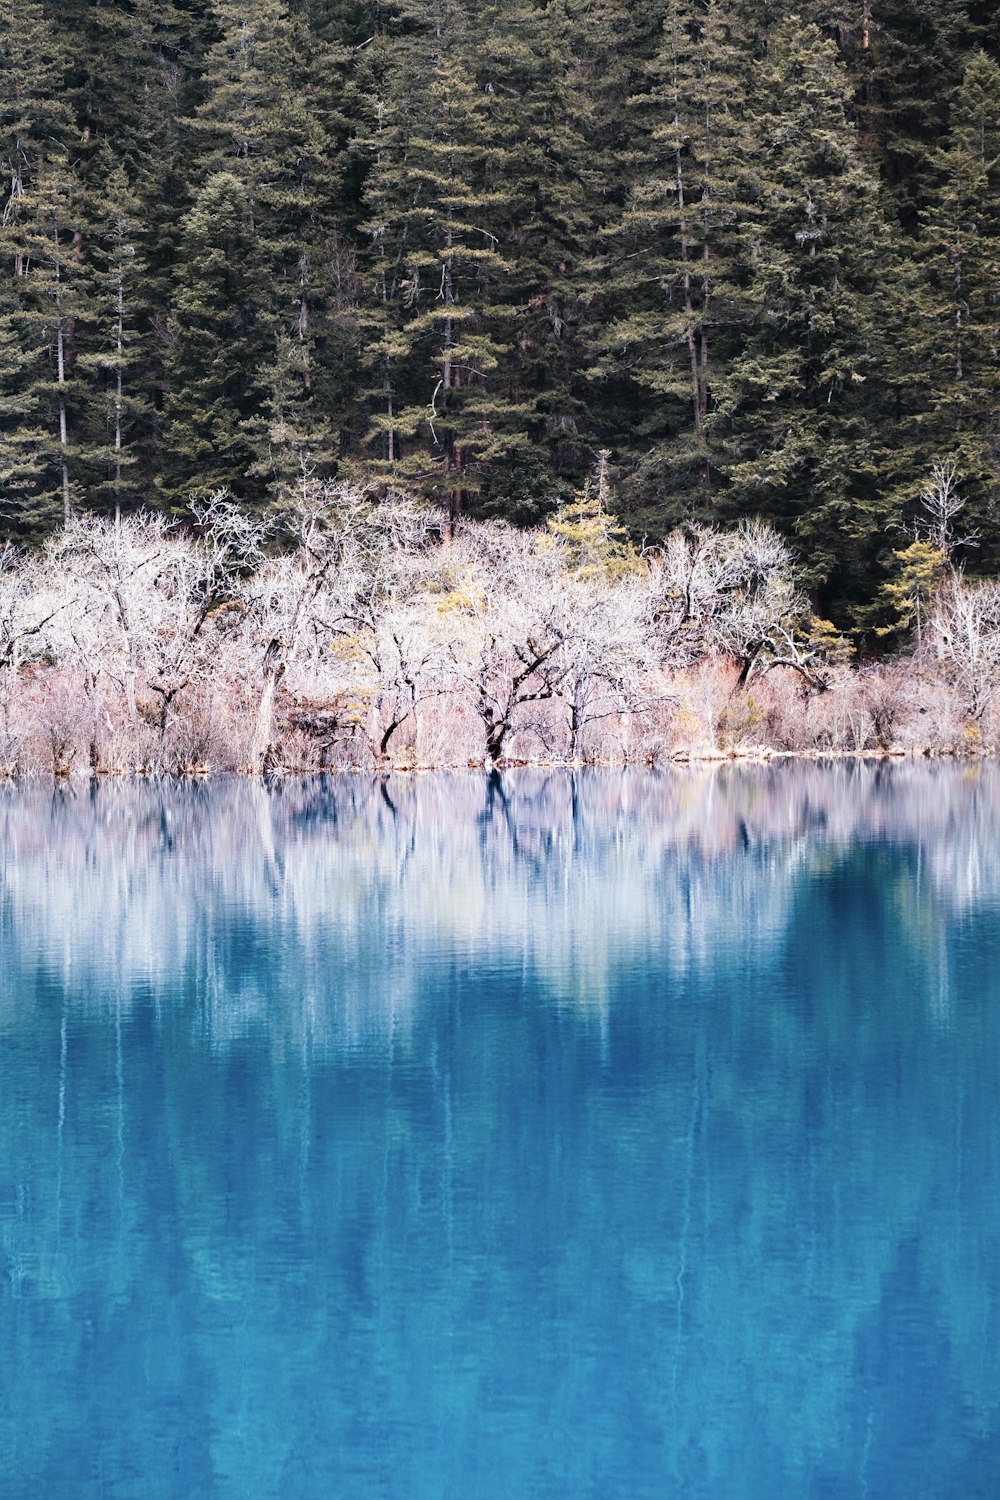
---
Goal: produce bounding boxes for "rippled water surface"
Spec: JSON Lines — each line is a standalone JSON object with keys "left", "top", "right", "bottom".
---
{"left": 3, "top": 765, "right": 1000, "bottom": 1497}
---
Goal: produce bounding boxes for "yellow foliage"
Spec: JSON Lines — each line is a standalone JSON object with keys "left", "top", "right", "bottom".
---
{"left": 547, "top": 450, "right": 643, "bottom": 580}
{"left": 807, "top": 616, "right": 854, "bottom": 665}
{"left": 329, "top": 631, "right": 374, "bottom": 663}
{"left": 718, "top": 693, "right": 764, "bottom": 748}
{"left": 436, "top": 586, "right": 484, "bottom": 616}
{"left": 671, "top": 705, "right": 704, "bottom": 747}
{"left": 875, "top": 541, "right": 947, "bottom": 636}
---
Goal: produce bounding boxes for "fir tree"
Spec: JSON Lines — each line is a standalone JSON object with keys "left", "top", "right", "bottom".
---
{"left": 0, "top": 0, "right": 74, "bottom": 238}
{"left": 245, "top": 332, "right": 338, "bottom": 504}
{"left": 898, "top": 50, "right": 1000, "bottom": 548}
{"left": 835, "top": 0, "right": 987, "bottom": 229}
{"left": 76, "top": 157, "right": 153, "bottom": 523}
{"left": 356, "top": 0, "right": 525, "bottom": 525}
{"left": 715, "top": 16, "right": 899, "bottom": 613}
{"left": 593, "top": 0, "right": 755, "bottom": 528}
{"left": 546, "top": 450, "right": 639, "bottom": 578}
{"left": 20, "top": 151, "right": 95, "bottom": 528}
{"left": 0, "top": 307, "right": 48, "bottom": 535}
{"left": 353, "top": 31, "right": 426, "bottom": 482}
{"left": 164, "top": 0, "right": 347, "bottom": 504}
{"left": 474, "top": 0, "right": 597, "bottom": 517}
{"left": 159, "top": 172, "right": 266, "bottom": 505}
{"left": 0, "top": 0, "right": 75, "bottom": 537}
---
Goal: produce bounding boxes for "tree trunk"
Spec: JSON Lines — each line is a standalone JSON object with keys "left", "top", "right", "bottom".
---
{"left": 54, "top": 227, "right": 71, "bottom": 526}
{"left": 114, "top": 268, "right": 124, "bottom": 527}
{"left": 251, "top": 654, "right": 285, "bottom": 773}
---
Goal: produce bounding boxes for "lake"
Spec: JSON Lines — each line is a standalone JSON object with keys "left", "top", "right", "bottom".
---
{"left": 2, "top": 765, "right": 1000, "bottom": 1497}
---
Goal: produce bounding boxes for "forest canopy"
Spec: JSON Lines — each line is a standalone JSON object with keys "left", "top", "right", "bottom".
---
{"left": 2, "top": 0, "right": 1000, "bottom": 625}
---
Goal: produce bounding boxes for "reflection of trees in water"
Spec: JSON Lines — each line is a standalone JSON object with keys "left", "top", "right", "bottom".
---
{"left": 1, "top": 763, "right": 1000, "bottom": 1051}
{"left": 3, "top": 765, "right": 1000, "bottom": 1491}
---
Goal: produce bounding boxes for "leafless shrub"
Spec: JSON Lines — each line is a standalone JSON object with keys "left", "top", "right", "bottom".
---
{"left": 0, "top": 491, "right": 997, "bottom": 775}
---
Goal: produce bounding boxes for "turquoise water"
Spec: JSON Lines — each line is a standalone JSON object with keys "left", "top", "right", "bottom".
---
{"left": 2, "top": 766, "right": 1000, "bottom": 1497}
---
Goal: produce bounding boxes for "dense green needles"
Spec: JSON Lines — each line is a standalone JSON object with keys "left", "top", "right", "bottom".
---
{"left": 2, "top": 0, "right": 999, "bottom": 622}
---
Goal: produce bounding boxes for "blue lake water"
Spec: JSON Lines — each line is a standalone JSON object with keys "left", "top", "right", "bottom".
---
{"left": 2, "top": 765, "right": 1000, "bottom": 1497}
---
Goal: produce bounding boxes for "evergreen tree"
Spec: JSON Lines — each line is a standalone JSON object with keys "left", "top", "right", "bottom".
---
{"left": 0, "top": 0, "right": 74, "bottom": 231}
{"left": 0, "top": 307, "right": 48, "bottom": 533}
{"left": 832, "top": 0, "right": 987, "bottom": 229}
{"left": 356, "top": 0, "right": 525, "bottom": 525}
{"left": 76, "top": 157, "right": 153, "bottom": 523}
{"left": 0, "top": 0, "right": 994, "bottom": 617}
{"left": 245, "top": 331, "right": 338, "bottom": 504}
{"left": 592, "top": 0, "right": 755, "bottom": 529}
{"left": 574, "top": 0, "right": 669, "bottom": 187}
{"left": 715, "top": 16, "right": 900, "bottom": 613}
{"left": 352, "top": 29, "right": 426, "bottom": 482}
{"left": 163, "top": 0, "right": 350, "bottom": 503}
{"left": 546, "top": 450, "right": 639, "bottom": 578}
{"left": 20, "top": 151, "right": 96, "bottom": 528}
{"left": 44, "top": 1, "right": 212, "bottom": 520}
{"left": 159, "top": 172, "right": 265, "bottom": 504}
{"left": 897, "top": 50, "right": 1000, "bottom": 547}
{"left": 0, "top": 0, "right": 75, "bottom": 537}
{"left": 473, "top": 0, "right": 597, "bottom": 519}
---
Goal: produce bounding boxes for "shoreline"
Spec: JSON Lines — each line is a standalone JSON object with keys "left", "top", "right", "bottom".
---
{"left": 1, "top": 743, "right": 992, "bottom": 785}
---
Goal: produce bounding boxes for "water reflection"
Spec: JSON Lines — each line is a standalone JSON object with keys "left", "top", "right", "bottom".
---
{"left": 1, "top": 765, "right": 1000, "bottom": 1497}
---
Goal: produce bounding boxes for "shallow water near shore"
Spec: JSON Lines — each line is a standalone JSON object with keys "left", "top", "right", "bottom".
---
{"left": 2, "top": 765, "right": 1000, "bottom": 1497}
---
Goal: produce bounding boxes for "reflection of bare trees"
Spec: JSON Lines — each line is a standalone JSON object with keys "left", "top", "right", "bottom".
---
{"left": 5, "top": 765, "right": 1000, "bottom": 1490}
{"left": 3, "top": 764, "right": 1000, "bottom": 1054}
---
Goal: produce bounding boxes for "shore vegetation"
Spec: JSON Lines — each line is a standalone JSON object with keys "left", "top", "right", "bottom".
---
{"left": 1, "top": 476, "right": 998, "bottom": 776}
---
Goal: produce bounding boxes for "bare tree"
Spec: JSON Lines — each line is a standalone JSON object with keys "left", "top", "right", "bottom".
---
{"left": 653, "top": 520, "right": 820, "bottom": 686}
{"left": 308, "top": 498, "right": 449, "bottom": 762}
{"left": 444, "top": 523, "right": 573, "bottom": 764}
{"left": 553, "top": 572, "right": 655, "bottom": 760}
{"left": 53, "top": 513, "right": 177, "bottom": 724}
{"left": 929, "top": 574, "right": 1000, "bottom": 719}
{"left": 0, "top": 545, "right": 70, "bottom": 767}
{"left": 237, "top": 485, "right": 370, "bottom": 772}
{"left": 918, "top": 459, "right": 977, "bottom": 561}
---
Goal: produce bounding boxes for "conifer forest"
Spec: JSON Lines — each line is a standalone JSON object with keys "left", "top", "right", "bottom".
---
{"left": 4, "top": 0, "right": 1000, "bottom": 771}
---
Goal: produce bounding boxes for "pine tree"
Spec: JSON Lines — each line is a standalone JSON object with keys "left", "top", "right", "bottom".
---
{"left": 76, "top": 157, "right": 153, "bottom": 523}
{"left": 472, "top": 0, "right": 597, "bottom": 519}
{"left": 897, "top": 50, "right": 1000, "bottom": 549}
{"left": 592, "top": 0, "right": 755, "bottom": 529}
{"left": 356, "top": 0, "right": 525, "bottom": 526}
{"left": 715, "top": 15, "right": 900, "bottom": 613}
{"left": 159, "top": 172, "right": 268, "bottom": 505}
